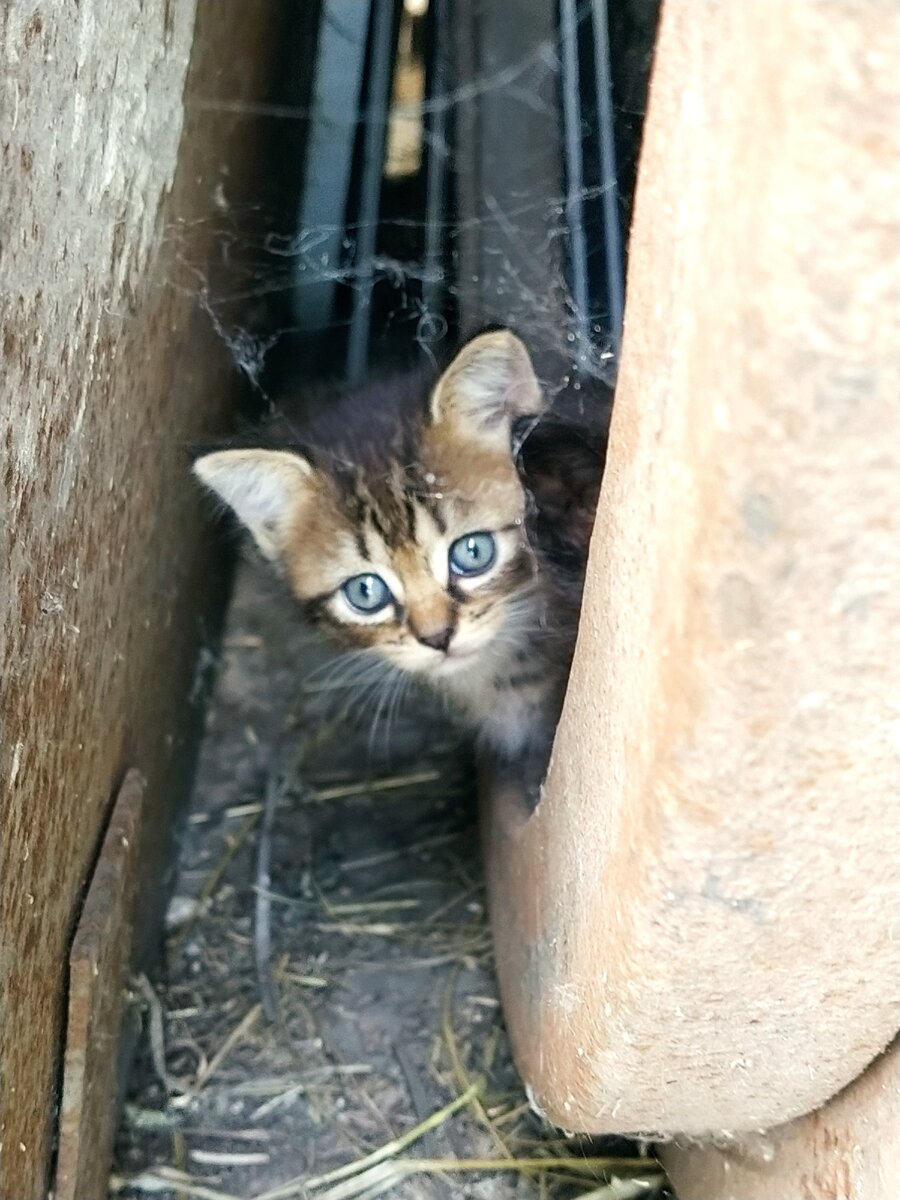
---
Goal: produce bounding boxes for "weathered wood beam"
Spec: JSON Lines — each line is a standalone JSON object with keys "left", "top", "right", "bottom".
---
{"left": 0, "top": 4, "right": 292, "bottom": 1194}
{"left": 484, "top": 0, "right": 900, "bottom": 1140}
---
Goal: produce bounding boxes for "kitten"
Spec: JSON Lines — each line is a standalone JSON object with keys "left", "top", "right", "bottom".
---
{"left": 193, "top": 331, "right": 605, "bottom": 787}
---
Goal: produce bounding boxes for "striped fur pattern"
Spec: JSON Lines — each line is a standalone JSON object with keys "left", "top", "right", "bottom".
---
{"left": 193, "top": 331, "right": 605, "bottom": 763}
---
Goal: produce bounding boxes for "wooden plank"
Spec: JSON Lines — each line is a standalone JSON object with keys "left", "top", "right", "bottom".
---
{"left": 483, "top": 0, "right": 900, "bottom": 1138}
{"left": 664, "top": 1038, "right": 900, "bottom": 1199}
{"left": 0, "top": 4, "right": 293, "bottom": 1194}
{"left": 54, "top": 770, "right": 145, "bottom": 1200}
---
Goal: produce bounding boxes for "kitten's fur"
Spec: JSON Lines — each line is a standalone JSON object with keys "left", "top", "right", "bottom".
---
{"left": 194, "top": 331, "right": 605, "bottom": 776}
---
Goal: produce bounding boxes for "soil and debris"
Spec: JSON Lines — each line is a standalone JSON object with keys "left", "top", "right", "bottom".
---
{"left": 112, "top": 553, "right": 670, "bottom": 1200}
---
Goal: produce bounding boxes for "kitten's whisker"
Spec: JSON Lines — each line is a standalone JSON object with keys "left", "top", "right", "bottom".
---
{"left": 303, "top": 654, "right": 395, "bottom": 702}
{"left": 337, "top": 669, "right": 397, "bottom": 729}
{"left": 366, "top": 665, "right": 407, "bottom": 761}
{"left": 302, "top": 647, "right": 383, "bottom": 689}
{"left": 383, "top": 671, "right": 414, "bottom": 748}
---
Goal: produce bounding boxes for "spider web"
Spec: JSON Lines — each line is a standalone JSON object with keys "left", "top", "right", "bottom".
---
{"left": 160, "top": 0, "right": 657, "bottom": 415}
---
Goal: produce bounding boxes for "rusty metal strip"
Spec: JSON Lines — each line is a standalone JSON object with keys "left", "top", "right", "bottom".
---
{"left": 54, "top": 769, "right": 145, "bottom": 1200}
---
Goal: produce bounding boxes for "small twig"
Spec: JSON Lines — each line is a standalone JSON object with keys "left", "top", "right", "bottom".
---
{"left": 192, "top": 1003, "right": 261, "bottom": 1093}
{"left": 326, "top": 898, "right": 420, "bottom": 916}
{"left": 250, "top": 1082, "right": 306, "bottom": 1121}
{"left": 339, "top": 831, "right": 461, "bottom": 872}
{"left": 354, "top": 1155, "right": 657, "bottom": 1174}
{"left": 254, "top": 754, "right": 282, "bottom": 1021}
{"left": 308, "top": 1158, "right": 663, "bottom": 1200}
{"left": 394, "top": 1043, "right": 431, "bottom": 1121}
{"left": 314, "top": 921, "right": 415, "bottom": 937}
{"left": 172, "top": 1129, "right": 189, "bottom": 1200}
{"left": 313, "top": 1163, "right": 398, "bottom": 1200}
{"left": 169, "top": 811, "right": 261, "bottom": 956}
{"left": 190, "top": 1149, "right": 270, "bottom": 1167}
{"left": 192, "top": 766, "right": 441, "bottom": 823}
{"left": 109, "top": 1166, "right": 243, "bottom": 1200}
{"left": 574, "top": 1175, "right": 668, "bottom": 1199}
{"left": 123, "top": 1104, "right": 172, "bottom": 1130}
{"left": 133, "top": 974, "right": 191, "bottom": 1097}
{"left": 306, "top": 769, "right": 441, "bottom": 802}
{"left": 424, "top": 882, "right": 482, "bottom": 924}
{"left": 442, "top": 971, "right": 510, "bottom": 1158}
{"left": 279, "top": 968, "right": 330, "bottom": 988}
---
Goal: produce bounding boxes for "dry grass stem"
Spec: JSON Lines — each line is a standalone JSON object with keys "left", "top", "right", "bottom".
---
{"left": 133, "top": 974, "right": 192, "bottom": 1097}
{"left": 169, "top": 812, "right": 261, "bottom": 955}
{"left": 303, "top": 1157, "right": 662, "bottom": 1200}
{"left": 255, "top": 1082, "right": 482, "bottom": 1200}
{"left": 574, "top": 1176, "right": 668, "bottom": 1200}
{"left": 109, "top": 1166, "right": 244, "bottom": 1200}
{"left": 191, "top": 1003, "right": 261, "bottom": 1093}
{"left": 306, "top": 769, "right": 441, "bottom": 803}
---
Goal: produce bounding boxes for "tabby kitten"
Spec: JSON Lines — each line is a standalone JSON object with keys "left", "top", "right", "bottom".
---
{"left": 193, "top": 331, "right": 603, "bottom": 777}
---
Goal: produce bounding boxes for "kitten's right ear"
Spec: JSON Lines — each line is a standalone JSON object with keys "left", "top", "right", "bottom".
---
{"left": 192, "top": 448, "right": 312, "bottom": 560}
{"left": 430, "top": 330, "right": 545, "bottom": 450}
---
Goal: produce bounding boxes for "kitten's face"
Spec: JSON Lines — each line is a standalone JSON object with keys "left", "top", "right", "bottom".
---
{"left": 194, "top": 331, "right": 545, "bottom": 681}
{"left": 281, "top": 433, "right": 535, "bottom": 679}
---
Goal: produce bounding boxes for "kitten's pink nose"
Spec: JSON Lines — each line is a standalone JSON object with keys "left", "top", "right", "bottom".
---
{"left": 416, "top": 626, "right": 453, "bottom": 653}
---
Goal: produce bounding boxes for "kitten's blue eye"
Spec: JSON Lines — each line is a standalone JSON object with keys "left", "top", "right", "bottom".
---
{"left": 448, "top": 532, "right": 497, "bottom": 577}
{"left": 341, "top": 573, "right": 392, "bottom": 614}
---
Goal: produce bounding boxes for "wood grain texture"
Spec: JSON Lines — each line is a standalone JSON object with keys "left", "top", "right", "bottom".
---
{"left": 483, "top": 0, "right": 900, "bottom": 1137}
{"left": 664, "top": 1037, "right": 900, "bottom": 1200}
{"left": 0, "top": 4, "right": 288, "bottom": 1194}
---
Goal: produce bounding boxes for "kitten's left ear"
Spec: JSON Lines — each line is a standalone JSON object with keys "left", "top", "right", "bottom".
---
{"left": 192, "top": 448, "right": 313, "bottom": 560}
{"left": 430, "top": 330, "right": 544, "bottom": 450}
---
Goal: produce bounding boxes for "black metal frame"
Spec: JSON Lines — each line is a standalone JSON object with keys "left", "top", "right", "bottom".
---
{"left": 293, "top": 0, "right": 641, "bottom": 383}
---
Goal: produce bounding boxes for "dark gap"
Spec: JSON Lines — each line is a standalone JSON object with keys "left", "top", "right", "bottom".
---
{"left": 608, "top": 0, "right": 662, "bottom": 252}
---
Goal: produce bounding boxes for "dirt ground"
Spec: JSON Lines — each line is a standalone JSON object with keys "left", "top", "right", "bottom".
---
{"left": 111, "top": 553, "right": 669, "bottom": 1200}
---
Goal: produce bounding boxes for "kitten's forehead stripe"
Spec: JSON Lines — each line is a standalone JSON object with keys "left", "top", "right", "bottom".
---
{"left": 422, "top": 496, "right": 447, "bottom": 534}
{"left": 403, "top": 492, "right": 416, "bottom": 540}
{"left": 349, "top": 491, "right": 370, "bottom": 559}
{"left": 366, "top": 501, "right": 393, "bottom": 549}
